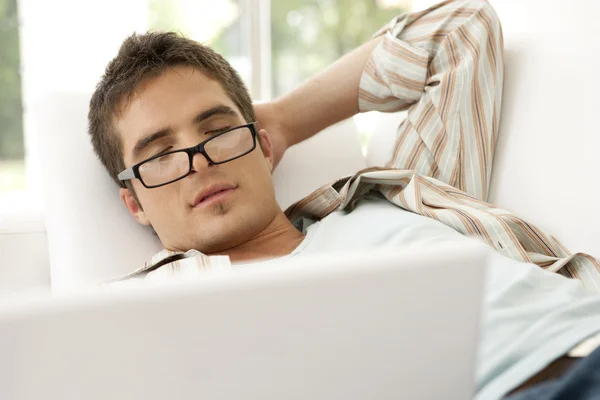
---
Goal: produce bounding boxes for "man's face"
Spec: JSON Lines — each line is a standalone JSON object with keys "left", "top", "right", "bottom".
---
{"left": 117, "top": 65, "right": 278, "bottom": 253}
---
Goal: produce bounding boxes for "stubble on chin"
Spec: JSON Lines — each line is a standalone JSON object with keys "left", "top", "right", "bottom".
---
{"left": 212, "top": 203, "right": 227, "bottom": 216}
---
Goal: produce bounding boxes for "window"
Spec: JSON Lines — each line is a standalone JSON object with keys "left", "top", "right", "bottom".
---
{"left": 271, "top": 0, "right": 411, "bottom": 150}
{"left": 271, "top": 0, "right": 409, "bottom": 97}
{"left": 0, "top": 0, "right": 25, "bottom": 194}
{"left": 148, "top": 0, "right": 252, "bottom": 88}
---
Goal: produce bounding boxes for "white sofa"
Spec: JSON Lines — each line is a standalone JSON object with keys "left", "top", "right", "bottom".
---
{"left": 0, "top": 201, "right": 49, "bottom": 292}
{"left": 1, "top": 0, "right": 598, "bottom": 292}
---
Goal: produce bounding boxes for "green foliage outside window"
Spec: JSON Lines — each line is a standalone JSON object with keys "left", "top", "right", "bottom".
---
{"left": 0, "top": 0, "right": 25, "bottom": 192}
{"left": 0, "top": 0, "right": 24, "bottom": 160}
{"left": 271, "top": 0, "right": 406, "bottom": 96}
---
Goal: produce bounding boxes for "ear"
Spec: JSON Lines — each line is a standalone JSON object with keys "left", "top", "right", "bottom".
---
{"left": 257, "top": 128, "right": 274, "bottom": 173}
{"left": 120, "top": 187, "right": 151, "bottom": 226}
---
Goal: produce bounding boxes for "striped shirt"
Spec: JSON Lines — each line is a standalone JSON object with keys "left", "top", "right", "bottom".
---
{"left": 113, "top": 0, "right": 600, "bottom": 292}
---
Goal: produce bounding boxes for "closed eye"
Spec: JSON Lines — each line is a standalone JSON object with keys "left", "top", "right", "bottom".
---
{"left": 152, "top": 146, "right": 173, "bottom": 158}
{"left": 206, "top": 127, "right": 232, "bottom": 135}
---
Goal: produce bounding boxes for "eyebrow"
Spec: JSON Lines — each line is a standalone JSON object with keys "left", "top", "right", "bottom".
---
{"left": 193, "top": 104, "right": 238, "bottom": 125}
{"left": 131, "top": 105, "right": 239, "bottom": 159}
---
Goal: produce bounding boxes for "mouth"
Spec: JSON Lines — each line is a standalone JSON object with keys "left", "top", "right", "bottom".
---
{"left": 191, "top": 184, "right": 238, "bottom": 208}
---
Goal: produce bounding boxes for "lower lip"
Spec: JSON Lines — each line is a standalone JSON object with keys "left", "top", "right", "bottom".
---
{"left": 194, "top": 188, "right": 237, "bottom": 208}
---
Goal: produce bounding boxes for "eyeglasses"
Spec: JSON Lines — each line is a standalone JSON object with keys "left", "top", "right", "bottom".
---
{"left": 118, "top": 122, "right": 258, "bottom": 189}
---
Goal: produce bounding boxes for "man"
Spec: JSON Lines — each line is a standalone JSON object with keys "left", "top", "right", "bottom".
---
{"left": 89, "top": 0, "right": 600, "bottom": 398}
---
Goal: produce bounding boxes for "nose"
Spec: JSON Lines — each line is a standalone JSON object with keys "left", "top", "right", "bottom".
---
{"left": 190, "top": 150, "right": 211, "bottom": 173}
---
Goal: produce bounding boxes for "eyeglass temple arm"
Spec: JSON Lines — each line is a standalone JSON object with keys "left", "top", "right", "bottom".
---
{"left": 117, "top": 167, "right": 135, "bottom": 181}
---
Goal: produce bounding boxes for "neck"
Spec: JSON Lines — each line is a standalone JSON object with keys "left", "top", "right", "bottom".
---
{"left": 212, "top": 212, "right": 305, "bottom": 263}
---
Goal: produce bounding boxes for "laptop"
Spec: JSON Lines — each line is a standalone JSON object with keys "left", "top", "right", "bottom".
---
{"left": 0, "top": 240, "right": 487, "bottom": 400}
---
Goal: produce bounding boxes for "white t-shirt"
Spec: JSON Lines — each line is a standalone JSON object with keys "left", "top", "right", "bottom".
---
{"left": 240, "top": 194, "right": 600, "bottom": 400}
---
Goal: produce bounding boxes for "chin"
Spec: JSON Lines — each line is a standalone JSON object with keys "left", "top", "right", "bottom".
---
{"left": 189, "top": 219, "right": 243, "bottom": 251}
{"left": 193, "top": 233, "right": 240, "bottom": 254}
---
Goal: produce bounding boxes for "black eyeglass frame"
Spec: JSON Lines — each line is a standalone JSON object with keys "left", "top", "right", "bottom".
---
{"left": 117, "top": 122, "right": 258, "bottom": 189}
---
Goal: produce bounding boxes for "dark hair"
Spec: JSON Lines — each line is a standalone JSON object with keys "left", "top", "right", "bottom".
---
{"left": 88, "top": 31, "right": 256, "bottom": 187}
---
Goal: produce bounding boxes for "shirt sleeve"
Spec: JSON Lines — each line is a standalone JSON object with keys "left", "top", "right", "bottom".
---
{"left": 359, "top": 0, "right": 504, "bottom": 201}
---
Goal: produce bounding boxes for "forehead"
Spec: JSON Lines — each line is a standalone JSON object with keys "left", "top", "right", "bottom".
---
{"left": 115, "top": 65, "right": 242, "bottom": 160}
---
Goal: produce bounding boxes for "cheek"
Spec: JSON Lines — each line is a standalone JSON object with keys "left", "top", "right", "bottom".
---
{"left": 138, "top": 187, "right": 183, "bottom": 220}
{"left": 242, "top": 168, "right": 277, "bottom": 208}
{"left": 239, "top": 154, "right": 273, "bottom": 189}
